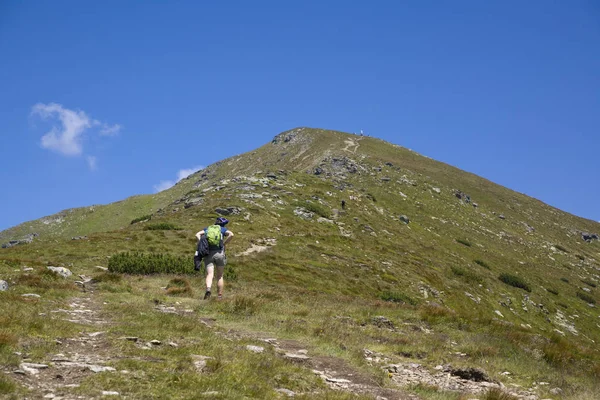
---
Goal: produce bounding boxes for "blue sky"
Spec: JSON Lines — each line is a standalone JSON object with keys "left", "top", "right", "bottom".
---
{"left": 1, "top": 1, "right": 599, "bottom": 231}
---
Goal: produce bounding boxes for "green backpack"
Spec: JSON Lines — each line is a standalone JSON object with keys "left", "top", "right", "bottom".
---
{"left": 206, "top": 225, "right": 223, "bottom": 249}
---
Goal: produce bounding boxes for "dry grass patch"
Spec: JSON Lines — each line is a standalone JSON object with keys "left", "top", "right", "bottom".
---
{"left": 166, "top": 277, "right": 193, "bottom": 297}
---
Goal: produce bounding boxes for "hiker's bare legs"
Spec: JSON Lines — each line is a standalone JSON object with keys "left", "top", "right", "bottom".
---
{"left": 205, "top": 264, "right": 214, "bottom": 292}
{"left": 215, "top": 265, "right": 225, "bottom": 296}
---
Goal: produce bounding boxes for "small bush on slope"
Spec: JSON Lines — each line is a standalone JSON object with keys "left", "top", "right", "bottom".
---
{"left": 499, "top": 273, "right": 531, "bottom": 292}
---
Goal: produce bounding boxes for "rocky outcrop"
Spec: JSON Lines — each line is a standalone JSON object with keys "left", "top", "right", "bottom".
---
{"left": 0, "top": 280, "right": 8, "bottom": 291}
{"left": 454, "top": 190, "right": 471, "bottom": 204}
{"left": 215, "top": 206, "right": 243, "bottom": 216}
{"left": 1, "top": 233, "right": 38, "bottom": 248}
{"left": 582, "top": 232, "right": 599, "bottom": 242}
{"left": 47, "top": 266, "right": 73, "bottom": 278}
{"left": 313, "top": 156, "right": 363, "bottom": 177}
{"left": 272, "top": 128, "right": 305, "bottom": 144}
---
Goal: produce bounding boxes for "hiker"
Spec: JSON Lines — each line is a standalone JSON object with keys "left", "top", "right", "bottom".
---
{"left": 195, "top": 217, "right": 234, "bottom": 300}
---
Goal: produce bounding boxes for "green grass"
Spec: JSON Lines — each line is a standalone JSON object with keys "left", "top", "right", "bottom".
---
{"left": 3, "top": 128, "right": 600, "bottom": 398}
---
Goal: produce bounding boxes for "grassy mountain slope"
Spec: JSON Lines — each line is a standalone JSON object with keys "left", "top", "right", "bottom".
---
{"left": 1, "top": 127, "right": 599, "bottom": 399}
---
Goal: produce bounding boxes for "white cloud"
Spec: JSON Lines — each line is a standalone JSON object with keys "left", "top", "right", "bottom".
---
{"left": 87, "top": 156, "right": 97, "bottom": 171}
{"left": 177, "top": 166, "right": 203, "bottom": 181}
{"left": 100, "top": 123, "right": 122, "bottom": 136}
{"left": 31, "top": 103, "right": 121, "bottom": 169}
{"left": 32, "top": 103, "right": 91, "bottom": 156}
{"left": 154, "top": 165, "right": 204, "bottom": 193}
{"left": 153, "top": 180, "right": 176, "bottom": 192}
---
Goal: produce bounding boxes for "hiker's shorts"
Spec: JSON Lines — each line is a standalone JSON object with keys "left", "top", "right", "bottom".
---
{"left": 204, "top": 249, "right": 226, "bottom": 269}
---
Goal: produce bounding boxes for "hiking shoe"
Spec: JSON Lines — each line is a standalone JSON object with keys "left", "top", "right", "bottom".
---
{"left": 217, "top": 294, "right": 223, "bottom": 300}
{"left": 203, "top": 291, "right": 211, "bottom": 300}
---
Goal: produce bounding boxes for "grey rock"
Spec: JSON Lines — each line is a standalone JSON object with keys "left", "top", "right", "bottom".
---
{"left": 47, "top": 266, "right": 72, "bottom": 278}
{"left": 314, "top": 167, "right": 324, "bottom": 175}
{"left": 215, "top": 206, "right": 242, "bottom": 216}
{"left": 293, "top": 207, "right": 314, "bottom": 220}
{"left": 550, "top": 388, "right": 563, "bottom": 395}
{"left": 317, "top": 217, "right": 334, "bottom": 224}
{"left": 266, "top": 173, "right": 278, "bottom": 179}
{"left": 0, "top": 280, "right": 8, "bottom": 291}
{"left": 22, "top": 293, "right": 41, "bottom": 298}
{"left": 582, "top": 232, "right": 599, "bottom": 242}
{"left": 246, "top": 345, "right": 264, "bottom": 353}
{"left": 101, "top": 391, "right": 120, "bottom": 396}
{"left": 272, "top": 128, "right": 302, "bottom": 144}
{"left": 275, "top": 388, "right": 296, "bottom": 397}
{"left": 284, "top": 353, "right": 310, "bottom": 361}
{"left": 192, "top": 355, "right": 213, "bottom": 372}
{"left": 381, "top": 177, "right": 391, "bottom": 182}
{"left": 326, "top": 377, "right": 352, "bottom": 383}
{"left": 71, "top": 236, "right": 88, "bottom": 240}
{"left": 399, "top": 215, "right": 410, "bottom": 224}
{"left": 498, "top": 214, "right": 506, "bottom": 220}
{"left": 450, "top": 367, "right": 491, "bottom": 382}
{"left": 372, "top": 316, "right": 395, "bottom": 330}
{"left": 21, "top": 362, "right": 49, "bottom": 369}
{"left": 150, "top": 340, "right": 162, "bottom": 345}
{"left": 432, "top": 187, "right": 441, "bottom": 194}
{"left": 454, "top": 190, "right": 471, "bottom": 203}
{"left": 88, "top": 365, "right": 116, "bottom": 373}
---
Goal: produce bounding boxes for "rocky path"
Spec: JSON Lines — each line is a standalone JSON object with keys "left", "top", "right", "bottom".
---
{"left": 7, "top": 291, "right": 548, "bottom": 400}
{"left": 9, "top": 291, "right": 119, "bottom": 399}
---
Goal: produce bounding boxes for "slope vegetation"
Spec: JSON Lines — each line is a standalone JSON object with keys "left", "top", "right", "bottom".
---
{"left": 1, "top": 127, "right": 599, "bottom": 399}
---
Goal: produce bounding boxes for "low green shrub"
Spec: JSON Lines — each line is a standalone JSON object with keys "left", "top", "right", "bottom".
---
{"left": 560, "top": 277, "right": 569, "bottom": 283}
{"left": 144, "top": 222, "right": 181, "bottom": 231}
{"left": 581, "top": 279, "right": 597, "bottom": 288}
{"left": 474, "top": 259, "right": 491, "bottom": 269}
{"left": 108, "top": 252, "right": 192, "bottom": 274}
{"left": 499, "top": 273, "right": 531, "bottom": 292}
{"left": 108, "top": 252, "right": 238, "bottom": 279}
{"left": 554, "top": 244, "right": 569, "bottom": 253}
{"left": 380, "top": 291, "right": 417, "bottom": 305}
{"left": 451, "top": 266, "right": 483, "bottom": 283}
{"left": 302, "top": 202, "right": 330, "bottom": 219}
{"left": 456, "top": 238, "right": 471, "bottom": 247}
{"left": 576, "top": 254, "right": 585, "bottom": 261}
{"left": 130, "top": 214, "right": 152, "bottom": 225}
{"left": 576, "top": 291, "right": 596, "bottom": 304}
{"left": 546, "top": 287, "right": 559, "bottom": 295}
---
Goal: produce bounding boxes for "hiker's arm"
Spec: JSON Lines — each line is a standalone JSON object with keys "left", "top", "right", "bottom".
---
{"left": 195, "top": 231, "right": 205, "bottom": 240}
{"left": 224, "top": 231, "right": 234, "bottom": 245}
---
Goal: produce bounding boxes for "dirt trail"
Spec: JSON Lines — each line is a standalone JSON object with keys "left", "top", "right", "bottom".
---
{"left": 9, "top": 290, "right": 119, "bottom": 399}
{"left": 213, "top": 327, "right": 416, "bottom": 400}
{"left": 342, "top": 137, "right": 361, "bottom": 154}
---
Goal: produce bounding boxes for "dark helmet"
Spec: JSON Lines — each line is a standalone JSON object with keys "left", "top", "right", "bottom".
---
{"left": 215, "top": 217, "right": 229, "bottom": 226}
